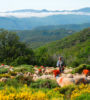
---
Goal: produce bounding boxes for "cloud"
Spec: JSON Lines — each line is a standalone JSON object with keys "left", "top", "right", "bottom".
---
{"left": 0, "top": 12, "right": 90, "bottom": 18}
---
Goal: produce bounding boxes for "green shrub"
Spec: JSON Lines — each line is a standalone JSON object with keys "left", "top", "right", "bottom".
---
{"left": 15, "top": 75, "right": 33, "bottom": 85}
{"left": 14, "top": 65, "right": 34, "bottom": 73}
{"left": 58, "top": 85, "right": 75, "bottom": 94}
{"left": 6, "top": 79, "right": 23, "bottom": 88}
{"left": 30, "top": 79, "right": 59, "bottom": 89}
{"left": 0, "top": 79, "right": 23, "bottom": 88}
{"left": 71, "top": 61, "right": 80, "bottom": 68}
{"left": 72, "top": 64, "right": 90, "bottom": 74}
{"left": 47, "top": 89, "right": 64, "bottom": 99}
{"left": 53, "top": 85, "right": 75, "bottom": 100}
{"left": 73, "top": 93, "right": 90, "bottom": 100}
{"left": 0, "top": 68, "right": 8, "bottom": 74}
{"left": 0, "top": 82, "right": 5, "bottom": 88}
{"left": 11, "top": 56, "right": 27, "bottom": 66}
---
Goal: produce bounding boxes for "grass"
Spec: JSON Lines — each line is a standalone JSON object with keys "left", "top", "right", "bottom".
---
{"left": 30, "top": 79, "right": 59, "bottom": 89}
{"left": 0, "top": 67, "right": 8, "bottom": 74}
{"left": 14, "top": 64, "right": 35, "bottom": 73}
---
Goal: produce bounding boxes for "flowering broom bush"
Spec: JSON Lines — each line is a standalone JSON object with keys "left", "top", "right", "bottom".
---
{"left": 71, "top": 84, "right": 90, "bottom": 100}
{"left": 0, "top": 85, "right": 64, "bottom": 100}
{"left": 0, "top": 84, "right": 90, "bottom": 100}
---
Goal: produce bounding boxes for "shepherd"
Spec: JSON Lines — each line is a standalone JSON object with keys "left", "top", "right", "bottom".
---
{"left": 56, "top": 56, "right": 65, "bottom": 73}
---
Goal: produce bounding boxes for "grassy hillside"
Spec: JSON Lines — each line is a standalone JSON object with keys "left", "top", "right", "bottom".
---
{"left": 16, "top": 29, "right": 75, "bottom": 48}
{"left": 38, "top": 28, "right": 90, "bottom": 66}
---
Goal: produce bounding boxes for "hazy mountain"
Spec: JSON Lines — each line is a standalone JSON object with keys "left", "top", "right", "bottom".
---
{"left": 73, "top": 7, "right": 90, "bottom": 12}
{"left": 0, "top": 7, "right": 90, "bottom": 30}
{"left": 6, "top": 7, "right": 90, "bottom": 13}
{"left": 6, "top": 9, "right": 50, "bottom": 13}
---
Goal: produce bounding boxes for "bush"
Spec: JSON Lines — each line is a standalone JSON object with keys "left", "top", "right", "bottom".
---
{"left": 58, "top": 85, "right": 75, "bottom": 95}
{"left": 71, "top": 61, "right": 80, "bottom": 68}
{"left": 0, "top": 82, "right": 5, "bottom": 88}
{"left": 73, "top": 93, "right": 90, "bottom": 100}
{"left": 0, "top": 85, "right": 64, "bottom": 100}
{"left": 9, "top": 71, "right": 17, "bottom": 76}
{"left": 15, "top": 75, "right": 33, "bottom": 85}
{"left": 6, "top": 79, "right": 22, "bottom": 88}
{"left": 0, "top": 29, "right": 34, "bottom": 66}
{"left": 10, "top": 56, "right": 27, "bottom": 66}
{"left": 71, "top": 84, "right": 90, "bottom": 100}
{"left": 72, "top": 64, "right": 90, "bottom": 74}
{"left": 30, "top": 79, "right": 59, "bottom": 89}
{"left": 0, "top": 79, "right": 23, "bottom": 88}
{"left": 0, "top": 68, "right": 8, "bottom": 74}
{"left": 14, "top": 65, "right": 34, "bottom": 74}
{"left": 0, "top": 73, "right": 10, "bottom": 78}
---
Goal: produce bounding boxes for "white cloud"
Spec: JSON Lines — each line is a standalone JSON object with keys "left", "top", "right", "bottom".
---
{"left": 0, "top": 12, "right": 90, "bottom": 18}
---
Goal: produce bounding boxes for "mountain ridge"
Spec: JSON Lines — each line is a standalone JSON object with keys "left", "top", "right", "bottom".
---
{"left": 6, "top": 7, "right": 90, "bottom": 13}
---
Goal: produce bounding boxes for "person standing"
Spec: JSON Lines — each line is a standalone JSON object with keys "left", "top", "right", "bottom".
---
{"left": 56, "top": 56, "right": 65, "bottom": 73}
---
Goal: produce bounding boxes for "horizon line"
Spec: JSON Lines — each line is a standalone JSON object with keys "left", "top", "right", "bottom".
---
{"left": 1, "top": 6, "right": 90, "bottom": 13}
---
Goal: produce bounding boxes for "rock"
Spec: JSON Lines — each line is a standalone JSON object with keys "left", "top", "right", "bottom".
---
{"left": 35, "top": 70, "right": 39, "bottom": 75}
{"left": 64, "top": 68, "right": 73, "bottom": 73}
{"left": 74, "top": 74, "right": 87, "bottom": 84}
{"left": 40, "top": 75, "right": 55, "bottom": 80}
{"left": 10, "top": 76, "right": 15, "bottom": 79}
{"left": 86, "top": 76, "right": 90, "bottom": 83}
{"left": 16, "top": 72, "right": 23, "bottom": 77}
{"left": 33, "top": 74, "right": 55, "bottom": 81}
{"left": 56, "top": 77, "right": 74, "bottom": 87}
{"left": 24, "top": 72, "right": 32, "bottom": 77}
{"left": 45, "top": 69, "right": 53, "bottom": 74}
{"left": 4, "top": 65, "right": 10, "bottom": 68}
{"left": 33, "top": 74, "right": 39, "bottom": 81}
{"left": 61, "top": 73, "right": 66, "bottom": 77}
{"left": 42, "top": 68, "right": 46, "bottom": 73}
{"left": 66, "top": 74, "right": 73, "bottom": 78}
{"left": 9, "top": 67, "right": 14, "bottom": 72}
{"left": 0, "top": 77, "right": 8, "bottom": 82}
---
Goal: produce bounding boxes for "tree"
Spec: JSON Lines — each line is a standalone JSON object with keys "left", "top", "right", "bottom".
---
{"left": 0, "top": 29, "right": 34, "bottom": 65}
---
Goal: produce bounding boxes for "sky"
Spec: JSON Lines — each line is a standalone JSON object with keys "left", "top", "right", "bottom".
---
{"left": 0, "top": 0, "right": 90, "bottom": 12}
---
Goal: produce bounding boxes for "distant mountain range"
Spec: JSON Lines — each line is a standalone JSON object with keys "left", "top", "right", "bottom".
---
{"left": 6, "top": 7, "right": 90, "bottom": 13}
{"left": 73, "top": 7, "right": 90, "bottom": 12}
{"left": 0, "top": 7, "right": 90, "bottom": 30}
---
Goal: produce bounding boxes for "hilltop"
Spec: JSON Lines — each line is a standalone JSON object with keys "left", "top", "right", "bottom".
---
{"left": 37, "top": 28, "right": 90, "bottom": 66}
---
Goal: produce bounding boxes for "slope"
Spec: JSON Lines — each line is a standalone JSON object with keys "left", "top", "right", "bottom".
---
{"left": 39, "top": 28, "right": 90, "bottom": 66}
{"left": 16, "top": 29, "right": 75, "bottom": 48}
